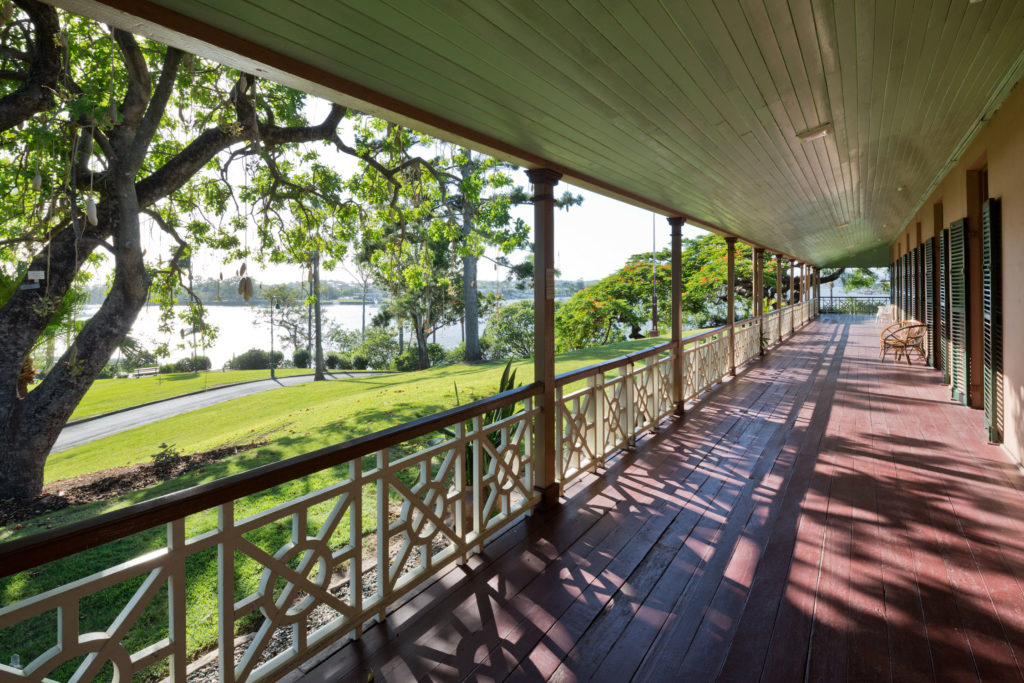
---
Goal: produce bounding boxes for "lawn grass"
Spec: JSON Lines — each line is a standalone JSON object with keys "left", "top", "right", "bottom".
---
{"left": 68, "top": 368, "right": 312, "bottom": 421}
{"left": 0, "top": 334, "right": 685, "bottom": 680}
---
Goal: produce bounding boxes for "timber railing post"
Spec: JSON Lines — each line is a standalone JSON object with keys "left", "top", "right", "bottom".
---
{"left": 813, "top": 266, "right": 820, "bottom": 317}
{"left": 754, "top": 247, "right": 765, "bottom": 356}
{"left": 726, "top": 237, "right": 737, "bottom": 376}
{"left": 669, "top": 217, "right": 684, "bottom": 414}
{"left": 527, "top": 167, "right": 561, "bottom": 509}
{"left": 776, "top": 254, "right": 784, "bottom": 343}
{"left": 788, "top": 258, "right": 796, "bottom": 336}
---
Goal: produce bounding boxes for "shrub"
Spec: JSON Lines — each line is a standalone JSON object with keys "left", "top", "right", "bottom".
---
{"left": 445, "top": 343, "right": 466, "bottom": 364}
{"left": 484, "top": 300, "right": 534, "bottom": 360}
{"left": 97, "top": 361, "right": 119, "bottom": 379}
{"left": 336, "top": 354, "right": 353, "bottom": 370}
{"left": 293, "top": 348, "right": 311, "bottom": 369}
{"left": 427, "top": 342, "right": 446, "bottom": 366}
{"left": 228, "top": 348, "right": 283, "bottom": 370}
{"left": 352, "top": 353, "right": 368, "bottom": 370}
{"left": 394, "top": 347, "right": 418, "bottom": 372}
{"left": 163, "top": 355, "right": 212, "bottom": 373}
{"left": 353, "top": 328, "right": 399, "bottom": 370}
{"left": 159, "top": 363, "right": 176, "bottom": 374}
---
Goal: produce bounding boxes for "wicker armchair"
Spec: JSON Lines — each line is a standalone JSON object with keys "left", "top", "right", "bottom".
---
{"left": 880, "top": 320, "right": 927, "bottom": 364}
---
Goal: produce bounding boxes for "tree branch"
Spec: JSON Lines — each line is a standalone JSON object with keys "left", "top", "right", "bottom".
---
{"left": 125, "top": 45, "right": 182, "bottom": 173}
{"left": 0, "top": 0, "right": 62, "bottom": 132}
{"left": 110, "top": 28, "right": 150, "bottom": 154}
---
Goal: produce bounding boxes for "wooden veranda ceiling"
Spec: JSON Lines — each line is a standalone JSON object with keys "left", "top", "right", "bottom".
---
{"left": 55, "top": 0, "right": 1024, "bottom": 266}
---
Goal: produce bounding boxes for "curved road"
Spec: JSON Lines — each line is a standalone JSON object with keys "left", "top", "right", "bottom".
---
{"left": 52, "top": 372, "right": 384, "bottom": 453}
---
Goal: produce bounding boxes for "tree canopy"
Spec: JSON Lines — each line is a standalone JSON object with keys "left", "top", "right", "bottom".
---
{"left": 0, "top": 2, "right": 445, "bottom": 498}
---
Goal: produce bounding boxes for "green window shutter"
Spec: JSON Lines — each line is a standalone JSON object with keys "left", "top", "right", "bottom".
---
{"left": 909, "top": 252, "right": 917, "bottom": 321}
{"left": 918, "top": 245, "right": 927, "bottom": 323}
{"left": 910, "top": 248, "right": 918, "bottom": 320}
{"left": 939, "top": 230, "right": 951, "bottom": 384}
{"left": 982, "top": 198, "right": 1003, "bottom": 442}
{"left": 949, "top": 219, "right": 969, "bottom": 406}
{"left": 924, "top": 238, "right": 935, "bottom": 367}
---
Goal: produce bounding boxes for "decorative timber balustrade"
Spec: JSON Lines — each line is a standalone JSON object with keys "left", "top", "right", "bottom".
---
{"left": 819, "top": 294, "right": 889, "bottom": 315}
{"left": 0, "top": 300, "right": 817, "bottom": 682}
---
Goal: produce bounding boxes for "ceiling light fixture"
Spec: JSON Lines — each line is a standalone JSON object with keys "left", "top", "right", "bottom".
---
{"left": 796, "top": 123, "right": 832, "bottom": 141}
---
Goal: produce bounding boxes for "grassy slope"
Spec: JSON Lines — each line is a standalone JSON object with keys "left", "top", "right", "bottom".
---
{"left": 0, "top": 336, "right": 675, "bottom": 677}
{"left": 68, "top": 368, "right": 311, "bottom": 421}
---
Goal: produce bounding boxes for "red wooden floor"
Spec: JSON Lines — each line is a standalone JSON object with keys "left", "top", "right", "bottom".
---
{"left": 291, "top": 316, "right": 1024, "bottom": 682}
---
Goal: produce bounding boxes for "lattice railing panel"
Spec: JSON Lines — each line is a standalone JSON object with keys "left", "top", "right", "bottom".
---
{"left": 0, "top": 401, "right": 538, "bottom": 683}
{"left": 734, "top": 322, "right": 759, "bottom": 366}
{"left": 555, "top": 384, "right": 599, "bottom": 486}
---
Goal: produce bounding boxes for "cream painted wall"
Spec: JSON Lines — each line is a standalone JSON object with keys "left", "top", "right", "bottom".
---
{"left": 894, "top": 81, "right": 1024, "bottom": 465}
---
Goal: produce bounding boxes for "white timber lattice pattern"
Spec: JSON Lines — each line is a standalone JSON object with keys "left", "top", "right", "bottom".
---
{"left": 0, "top": 302, "right": 817, "bottom": 682}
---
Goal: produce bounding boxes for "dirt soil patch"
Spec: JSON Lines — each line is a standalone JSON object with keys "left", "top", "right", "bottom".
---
{"left": 0, "top": 442, "right": 267, "bottom": 527}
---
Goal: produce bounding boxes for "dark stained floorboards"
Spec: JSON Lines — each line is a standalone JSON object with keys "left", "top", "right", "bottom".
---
{"left": 293, "top": 316, "right": 1024, "bottom": 682}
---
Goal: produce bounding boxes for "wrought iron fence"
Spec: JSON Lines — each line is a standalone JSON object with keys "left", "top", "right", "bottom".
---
{"left": 819, "top": 295, "right": 889, "bottom": 314}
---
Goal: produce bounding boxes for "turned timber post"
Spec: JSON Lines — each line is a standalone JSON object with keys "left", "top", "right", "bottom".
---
{"left": 527, "top": 168, "right": 562, "bottom": 508}
{"left": 776, "top": 254, "right": 784, "bottom": 342}
{"left": 814, "top": 266, "right": 820, "bottom": 314}
{"left": 754, "top": 247, "right": 765, "bottom": 356}
{"left": 788, "top": 258, "right": 796, "bottom": 336}
{"left": 669, "top": 217, "right": 685, "bottom": 415}
{"left": 726, "top": 237, "right": 737, "bottom": 376}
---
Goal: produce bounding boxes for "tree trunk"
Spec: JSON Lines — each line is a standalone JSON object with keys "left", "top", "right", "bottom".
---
{"left": 462, "top": 205, "right": 482, "bottom": 362}
{"left": 360, "top": 281, "right": 368, "bottom": 339}
{"left": 312, "top": 251, "right": 325, "bottom": 381}
{"left": 412, "top": 315, "right": 430, "bottom": 370}
{"left": 0, "top": 188, "right": 149, "bottom": 499}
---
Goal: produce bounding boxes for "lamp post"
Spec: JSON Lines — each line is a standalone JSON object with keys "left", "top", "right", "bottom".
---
{"left": 268, "top": 296, "right": 280, "bottom": 380}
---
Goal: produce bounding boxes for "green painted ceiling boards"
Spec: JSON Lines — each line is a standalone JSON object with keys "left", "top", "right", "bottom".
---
{"left": 56, "top": 0, "right": 1024, "bottom": 266}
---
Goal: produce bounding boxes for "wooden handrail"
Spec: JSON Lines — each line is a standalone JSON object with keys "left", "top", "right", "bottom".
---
{"left": 681, "top": 325, "right": 728, "bottom": 345}
{"left": 554, "top": 340, "right": 676, "bottom": 386}
{"left": 0, "top": 383, "right": 541, "bottom": 578}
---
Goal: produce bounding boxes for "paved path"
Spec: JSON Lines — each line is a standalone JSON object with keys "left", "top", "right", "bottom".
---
{"left": 52, "top": 373, "right": 380, "bottom": 453}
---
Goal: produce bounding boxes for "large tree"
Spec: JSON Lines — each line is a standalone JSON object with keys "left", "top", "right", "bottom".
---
{"left": 348, "top": 120, "right": 462, "bottom": 369}
{"left": 0, "top": 4, "right": 410, "bottom": 499}
{"left": 434, "top": 145, "right": 526, "bottom": 362}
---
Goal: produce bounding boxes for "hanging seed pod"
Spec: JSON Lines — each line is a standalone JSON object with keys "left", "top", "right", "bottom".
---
{"left": 219, "top": 271, "right": 223, "bottom": 280}
{"left": 180, "top": 329, "right": 186, "bottom": 339}
{"left": 239, "top": 262, "right": 247, "bottom": 276}
{"left": 85, "top": 198, "right": 98, "bottom": 226}
{"left": 32, "top": 170, "right": 41, "bottom": 191}
{"left": 2, "top": 2, "right": 14, "bottom": 25}
{"left": 238, "top": 276, "right": 254, "bottom": 302}
{"left": 182, "top": 53, "right": 194, "bottom": 71}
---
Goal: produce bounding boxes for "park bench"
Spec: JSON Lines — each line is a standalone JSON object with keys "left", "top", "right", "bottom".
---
{"left": 133, "top": 366, "right": 159, "bottom": 378}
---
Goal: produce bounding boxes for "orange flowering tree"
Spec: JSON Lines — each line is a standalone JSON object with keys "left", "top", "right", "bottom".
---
{"left": 554, "top": 253, "right": 672, "bottom": 351}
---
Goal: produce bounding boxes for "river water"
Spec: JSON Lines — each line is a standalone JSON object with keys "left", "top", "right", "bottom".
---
{"left": 80, "top": 302, "right": 469, "bottom": 368}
